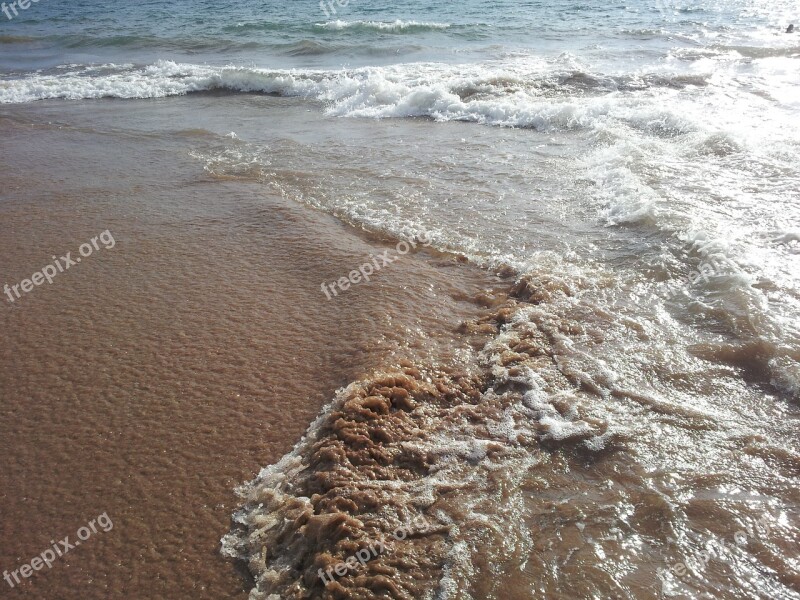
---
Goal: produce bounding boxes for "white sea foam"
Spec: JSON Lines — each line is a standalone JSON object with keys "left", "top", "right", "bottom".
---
{"left": 0, "top": 58, "right": 735, "bottom": 140}
{"left": 315, "top": 19, "right": 451, "bottom": 32}
{"left": 0, "top": 58, "right": 708, "bottom": 133}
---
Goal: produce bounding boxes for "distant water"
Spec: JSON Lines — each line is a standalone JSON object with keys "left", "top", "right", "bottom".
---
{"left": 1, "top": 0, "right": 798, "bottom": 70}
{"left": 2, "top": 1, "right": 798, "bottom": 599}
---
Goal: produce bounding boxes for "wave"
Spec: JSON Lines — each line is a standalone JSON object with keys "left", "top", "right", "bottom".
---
{"left": 221, "top": 21, "right": 296, "bottom": 33}
{"left": 6, "top": 32, "right": 266, "bottom": 52}
{"left": 220, "top": 245, "right": 798, "bottom": 598}
{"left": 0, "top": 60, "right": 714, "bottom": 130}
{"left": 277, "top": 39, "right": 344, "bottom": 56}
{"left": 715, "top": 44, "right": 800, "bottom": 59}
{"left": 221, "top": 279, "right": 617, "bottom": 599}
{"left": 671, "top": 44, "right": 800, "bottom": 61}
{"left": 0, "top": 34, "right": 39, "bottom": 44}
{"left": 315, "top": 19, "right": 451, "bottom": 33}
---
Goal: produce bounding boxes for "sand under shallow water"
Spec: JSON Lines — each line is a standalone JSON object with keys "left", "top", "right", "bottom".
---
{"left": 223, "top": 274, "right": 800, "bottom": 600}
{"left": 1, "top": 86, "right": 798, "bottom": 600}
{"left": 0, "top": 96, "right": 505, "bottom": 600}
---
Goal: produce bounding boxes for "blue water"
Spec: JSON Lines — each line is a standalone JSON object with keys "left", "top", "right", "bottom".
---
{"left": 1, "top": 0, "right": 797, "bottom": 72}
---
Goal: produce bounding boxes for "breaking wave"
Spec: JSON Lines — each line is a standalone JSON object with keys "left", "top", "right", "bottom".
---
{"left": 314, "top": 20, "right": 452, "bottom": 33}
{"left": 0, "top": 59, "right": 719, "bottom": 133}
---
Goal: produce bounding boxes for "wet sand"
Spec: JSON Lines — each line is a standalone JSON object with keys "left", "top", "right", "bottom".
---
{"left": 0, "top": 98, "right": 502, "bottom": 599}
{"left": 2, "top": 94, "right": 799, "bottom": 600}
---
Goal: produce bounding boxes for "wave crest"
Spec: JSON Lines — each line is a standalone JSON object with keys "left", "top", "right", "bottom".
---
{"left": 315, "top": 19, "right": 451, "bottom": 33}
{"left": 0, "top": 60, "right": 713, "bottom": 135}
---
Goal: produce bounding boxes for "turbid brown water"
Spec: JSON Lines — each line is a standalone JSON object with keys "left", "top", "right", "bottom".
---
{"left": 1, "top": 93, "right": 798, "bottom": 600}
{"left": 0, "top": 96, "right": 503, "bottom": 600}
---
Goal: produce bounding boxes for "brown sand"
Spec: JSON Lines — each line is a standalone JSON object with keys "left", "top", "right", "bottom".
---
{"left": 0, "top": 101, "right": 501, "bottom": 600}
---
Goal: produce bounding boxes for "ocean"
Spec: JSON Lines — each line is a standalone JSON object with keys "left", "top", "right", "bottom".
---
{"left": 1, "top": 1, "right": 798, "bottom": 599}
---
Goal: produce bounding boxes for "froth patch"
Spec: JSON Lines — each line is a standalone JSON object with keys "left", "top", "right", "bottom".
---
{"left": 222, "top": 276, "right": 622, "bottom": 599}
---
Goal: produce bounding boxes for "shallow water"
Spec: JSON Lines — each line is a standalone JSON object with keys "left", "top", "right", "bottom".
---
{"left": 0, "top": 96, "right": 506, "bottom": 599}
